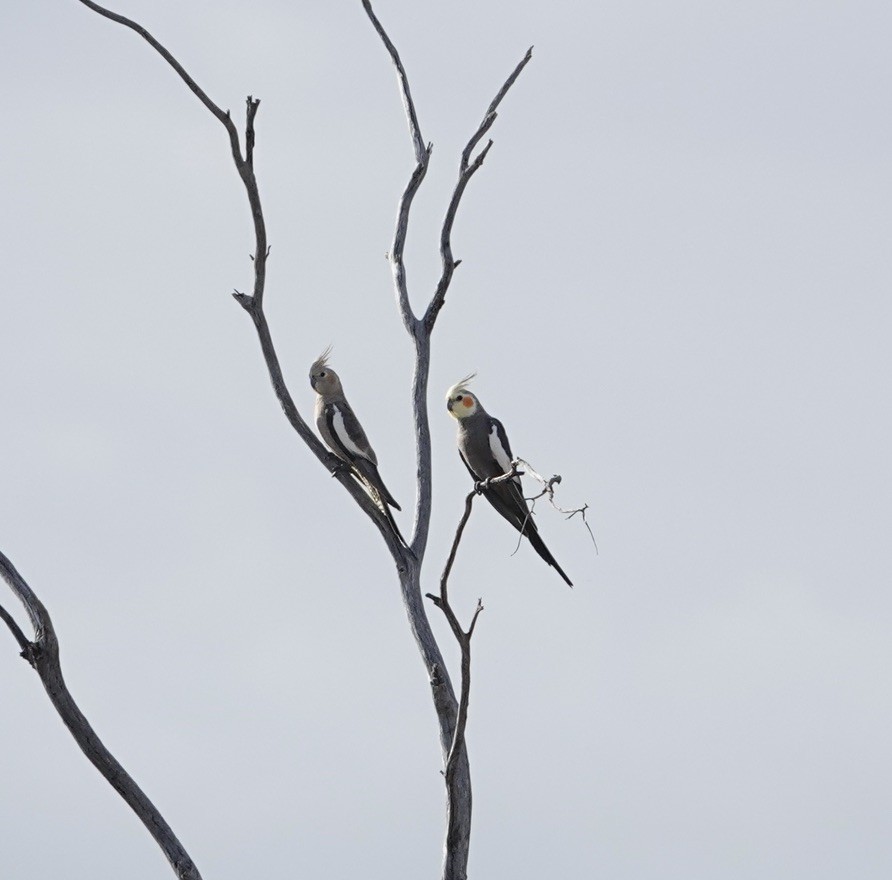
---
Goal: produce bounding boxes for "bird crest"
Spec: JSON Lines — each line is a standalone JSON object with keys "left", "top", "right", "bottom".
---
{"left": 310, "top": 345, "right": 333, "bottom": 376}
{"left": 446, "top": 372, "right": 477, "bottom": 402}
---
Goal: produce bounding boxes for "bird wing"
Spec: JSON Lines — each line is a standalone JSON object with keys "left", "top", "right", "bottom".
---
{"left": 324, "top": 402, "right": 401, "bottom": 511}
{"left": 324, "top": 402, "right": 377, "bottom": 465}
{"left": 470, "top": 416, "right": 537, "bottom": 535}
{"left": 488, "top": 419, "right": 522, "bottom": 485}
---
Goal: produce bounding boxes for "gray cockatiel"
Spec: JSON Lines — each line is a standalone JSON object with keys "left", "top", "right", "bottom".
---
{"left": 446, "top": 375, "right": 573, "bottom": 587}
{"left": 310, "top": 348, "right": 404, "bottom": 543}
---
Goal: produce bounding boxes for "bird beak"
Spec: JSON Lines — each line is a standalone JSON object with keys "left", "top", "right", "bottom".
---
{"left": 446, "top": 399, "right": 453, "bottom": 412}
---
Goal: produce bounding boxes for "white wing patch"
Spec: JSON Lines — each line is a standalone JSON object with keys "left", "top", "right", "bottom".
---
{"left": 488, "top": 423, "right": 515, "bottom": 478}
{"left": 331, "top": 405, "right": 367, "bottom": 460}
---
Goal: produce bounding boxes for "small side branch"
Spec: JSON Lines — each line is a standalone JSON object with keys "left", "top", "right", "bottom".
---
{"left": 425, "top": 486, "right": 488, "bottom": 864}
{"left": 423, "top": 468, "right": 520, "bottom": 855}
{"left": 0, "top": 550, "right": 202, "bottom": 880}
{"left": 515, "top": 458, "right": 598, "bottom": 553}
{"left": 0, "top": 601, "right": 32, "bottom": 658}
{"left": 423, "top": 47, "right": 533, "bottom": 334}
{"left": 423, "top": 470, "right": 522, "bottom": 871}
{"left": 461, "top": 47, "right": 533, "bottom": 174}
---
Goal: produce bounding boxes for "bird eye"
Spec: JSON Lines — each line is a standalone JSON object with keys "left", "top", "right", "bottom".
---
{"left": 320, "top": 371, "right": 327, "bottom": 377}
{"left": 456, "top": 394, "right": 463, "bottom": 401}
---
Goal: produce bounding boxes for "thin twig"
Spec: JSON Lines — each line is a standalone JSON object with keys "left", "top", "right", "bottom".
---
{"left": 426, "top": 492, "right": 484, "bottom": 782}
{"left": 516, "top": 458, "right": 598, "bottom": 553}
{"left": 425, "top": 466, "right": 520, "bottom": 775}
{"left": 0, "top": 601, "right": 32, "bottom": 657}
{"left": 0, "top": 551, "right": 203, "bottom": 880}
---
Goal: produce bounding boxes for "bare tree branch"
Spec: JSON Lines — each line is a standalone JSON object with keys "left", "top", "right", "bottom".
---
{"left": 363, "top": 5, "right": 533, "bottom": 876}
{"left": 361, "top": 0, "right": 432, "bottom": 336}
{"left": 391, "top": 148, "right": 432, "bottom": 332}
{"left": 76, "top": 0, "right": 406, "bottom": 560}
{"left": 0, "top": 551, "right": 202, "bottom": 880}
{"left": 75, "top": 0, "right": 243, "bottom": 166}
{"left": 426, "top": 488, "right": 481, "bottom": 866}
{"left": 423, "top": 139, "right": 493, "bottom": 335}
{"left": 423, "top": 47, "right": 533, "bottom": 334}
{"left": 461, "top": 46, "right": 533, "bottom": 174}
{"left": 423, "top": 465, "right": 525, "bottom": 866}
{"left": 360, "top": 0, "right": 426, "bottom": 162}
{"left": 364, "top": 7, "right": 532, "bottom": 557}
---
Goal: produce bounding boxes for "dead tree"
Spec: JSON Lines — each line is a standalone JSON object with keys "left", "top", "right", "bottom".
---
{"left": 0, "top": 3, "right": 544, "bottom": 879}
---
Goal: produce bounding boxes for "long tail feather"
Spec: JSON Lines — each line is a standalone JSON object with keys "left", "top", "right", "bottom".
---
{"left": 353, "top": 458, "right": 401, "bottom": 511}
{"left": 482, "top": 485, "right": 573, "bottom": 587}
{"left": 526, "top": 528, "right": 573, "bottom": 587}
{"left": 350, "top": 463, "right": 406, "bottom": 546}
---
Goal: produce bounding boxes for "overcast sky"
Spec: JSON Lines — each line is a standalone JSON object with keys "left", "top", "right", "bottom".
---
{"left": 2, "top": 1, "right": 891, "bottom": 878}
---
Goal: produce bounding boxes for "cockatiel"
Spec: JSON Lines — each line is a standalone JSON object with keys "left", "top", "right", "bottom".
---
{"left": 446, "top": 375, "right": 572, "bottom": 587}
{"left": 310, "top": 348, "right": 404, "bottom": 542}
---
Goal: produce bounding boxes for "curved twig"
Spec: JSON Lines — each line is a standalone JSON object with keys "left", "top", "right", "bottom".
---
{"left": 516, "top": 458, "right": 598, "bottom": 552}
{"left": 0, "top": 551, "right": 202, "bottom": 880}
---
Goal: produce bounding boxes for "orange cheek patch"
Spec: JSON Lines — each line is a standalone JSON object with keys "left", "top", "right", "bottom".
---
{"left": 462, "top": 396, "right": 474, "bottom": 408}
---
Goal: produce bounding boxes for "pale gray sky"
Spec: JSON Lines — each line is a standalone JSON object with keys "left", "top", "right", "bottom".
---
{"left": 2, "top": 1, "right": 891, "bottom": 878}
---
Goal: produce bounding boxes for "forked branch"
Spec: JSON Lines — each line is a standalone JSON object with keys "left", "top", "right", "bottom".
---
{"left": 425, "top": 46, "right": 534, "bottom": 334}
{"left": 0, "top": 600, "right": 31, "bottom": 657}
{"left": 364, "top": 4, "right": 533, "bottom": 875}
{"left": 425, "top": 487, "right": 484, "bottom": 865}
{"left": 424, "top": 466, "right": 522, "bottom": 857}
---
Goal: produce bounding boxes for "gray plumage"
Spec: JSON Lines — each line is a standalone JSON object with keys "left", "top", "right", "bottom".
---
{"left": 310, "top": 349, "right": 404, "bottom": 542}
{"left": 447, "top": 376, "right": 572, "bottom": 587}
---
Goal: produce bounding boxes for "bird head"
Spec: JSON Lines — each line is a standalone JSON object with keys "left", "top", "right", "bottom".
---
{"left": 309, "top": 346, "right": 344, "bottom": 396}
{"left": 446, "top": 373, "right": 479, "bottom": 419}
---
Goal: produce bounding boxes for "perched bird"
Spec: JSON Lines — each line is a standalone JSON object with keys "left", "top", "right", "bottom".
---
{"left": 310, "top": 348, "right": 404, "bottom": 542}
{"left": 446, "top": 375, "right": 572, "bottom": 587}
